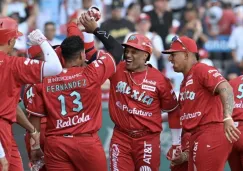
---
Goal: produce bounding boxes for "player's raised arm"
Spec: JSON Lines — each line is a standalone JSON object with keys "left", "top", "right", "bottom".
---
{"left": 28, "top": 29, "right": 62, "bottom": 77}
{"left": 79, "top": 11, "right": 123, "bottom": 65}
{"left": 215, "top": 81, "right": 241, "bottom": 143}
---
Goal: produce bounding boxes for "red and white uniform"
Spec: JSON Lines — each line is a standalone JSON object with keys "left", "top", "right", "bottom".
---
{"left": 29, "top": 51, "right": 116, "bottom": 171}
{"left": 23, "top": 84, "right": 47, "bottom": 171}
{"left": 0, "top": 53, "right": 44, "bottom": 171}
{"left": 228, "top": 76, "right": 243, "bottom": 171}
{"left": 109, "top": 62, "right": 178, "bottom": 171}
{"left": 109, "top": 62, "right": 178, "bottom": 131}
{"left": 179, "top": 63, "right": 232, "bottom": 171}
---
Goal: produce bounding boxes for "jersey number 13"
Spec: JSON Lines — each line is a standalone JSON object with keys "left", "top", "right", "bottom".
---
{"left": 58, "top": 91, "right": 83, "bottom": 116}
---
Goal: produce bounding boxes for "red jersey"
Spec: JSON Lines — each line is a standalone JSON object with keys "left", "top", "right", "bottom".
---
{"left": 109, "top": 62, "right": 178, "bottom": 132}
{"left": 23, "top": 84, "right": 47, "bottom": 123}
{"left": 229, "top": 75, "right": 243, "bottom": 121}
{"left": 0, "top": 52, "right": 44, "bottom": 122}
{"left": 32, "top": 51, "right": 116, "bottom": 136}
{"left": 179, "top": 63, "right": 226, "bottom": 130}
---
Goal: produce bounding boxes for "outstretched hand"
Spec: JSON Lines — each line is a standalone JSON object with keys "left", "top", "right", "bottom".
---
{"left": 79, "top": 12, "right": 98, "bottom": 33}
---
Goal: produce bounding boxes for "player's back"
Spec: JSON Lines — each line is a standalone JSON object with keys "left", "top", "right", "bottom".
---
{"left": 0, "top": 52, "right": 43, "bottom": 122}
{"left": 229, "top": 75, "right": 243, "bottom": 121}
{"left": 41, "top": 51, "right": 116, "bottom": 136}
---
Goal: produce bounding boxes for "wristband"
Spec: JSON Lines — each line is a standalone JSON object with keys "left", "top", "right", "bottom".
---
{"left": 223, "top": 117, "right": 233, "bottom": 122}
{"left": 29, "top": 127, "right": 37, "bottom": 135}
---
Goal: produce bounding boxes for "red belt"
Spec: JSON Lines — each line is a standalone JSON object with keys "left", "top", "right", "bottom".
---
{"left": 115, "top": 126, "right": 151, "bottom": 138}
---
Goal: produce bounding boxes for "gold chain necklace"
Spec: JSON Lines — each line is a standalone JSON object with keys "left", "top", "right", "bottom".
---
{"left": 128, "top": 66, "right": 148, "bottom": 86}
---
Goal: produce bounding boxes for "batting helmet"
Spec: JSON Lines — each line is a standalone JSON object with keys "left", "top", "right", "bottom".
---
{"left": 0, "top": 17, "right": 23, "bottom": 44}
{"left": 122, "top": 34, "right": 153, "bottom": 55}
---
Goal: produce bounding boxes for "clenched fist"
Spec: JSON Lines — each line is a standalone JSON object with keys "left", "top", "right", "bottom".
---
{"left": 28, "top": 29, "right": 47, "bottom": 45}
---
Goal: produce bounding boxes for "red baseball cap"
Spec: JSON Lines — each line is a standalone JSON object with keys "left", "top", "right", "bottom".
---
{"left": 137, "top": 13, "right": 150, "bottom": 23}
{"left": 0, "top": 17, "right": 23, "bottom": 44}
{"left": 162, "top": 36, "right": 198, "bottom": 54}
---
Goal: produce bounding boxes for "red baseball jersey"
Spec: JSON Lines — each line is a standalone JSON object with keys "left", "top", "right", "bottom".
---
{"left": 32, "top": 51, "right": 116, "bottom": 136}
{"left": 179, "top": 63, "right": 226, "bottom": 130}
{"left": 109, "top": 62, "right": 178, "bottom": 132}
{"left": 0, "top": 52, "right": 44, "bottom": 122}
{"left": 23, "top": 84, "right": 47, "bottom": 124}
{"left": 229, "top": 75, "right": 243, "bottom": 121}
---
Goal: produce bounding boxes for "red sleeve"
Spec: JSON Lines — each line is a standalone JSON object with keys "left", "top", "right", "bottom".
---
{"left": 168, "top": 107, "right": 181, "bottom": 129}
{"left": 67, "top": 22, "right": 97, "bottom": 61}
{"left": 85, "top": 50, "right": 116, "bottom": 85}
{"left": 11, "top": 57, "right": 44, "bottom": 85}
{"left": 67, "top": 22, "right": 84, "bottom": 40}
{"left": 196, "top": 64, "right": 226, "bottom": 94}
{"left": 24, "top": 85, "right": 46, "bottom": 117}
{"left": 158, "top": 76, "right": 178, "bottom": 112}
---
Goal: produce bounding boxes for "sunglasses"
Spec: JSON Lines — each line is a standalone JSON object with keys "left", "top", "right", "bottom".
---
{"left": 172, "top": 36, "right": 188, "bottom": 51}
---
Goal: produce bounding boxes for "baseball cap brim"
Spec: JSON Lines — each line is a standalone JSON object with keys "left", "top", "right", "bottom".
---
{"left": 162, "top": 49, "right": 186, "bottom": 54}
{"left": 122, "top": 42, "right": 142, "bottom": 51}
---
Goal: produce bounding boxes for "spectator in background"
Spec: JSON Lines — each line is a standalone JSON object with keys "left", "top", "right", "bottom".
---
{"left": 100, "top": 0, "right": 135, "bottom": 44}
{"left": 205, "top": 0, "right": 236, "bottom": 37}
{"left": 178, "top": 7, "right": 208, "bottom": 49}
{"left": 228, "top": 5, "right": 243, "bottom": 66}
{"left": 227, "top": 5, "right": 243, "bottom": 80}
{"left": 124, "top": 13, "right": 164, "bottom": 69}
{"left": 168, "top": 0, "right": 186, "bottom": 20}
{"left": 44, "top": 22, "right": 62, "bottom": 46}
{"left": 2, "top": 0, "right": 27, "bottom": 20}
{"left": 126, "top": 2, "right": 141, "bottom": 24}
{"left": 198, "top": 48, "right": 214, "bottom": 66}
{"left": 147, "top": 0, "right": 172, "bottom": 48}
{"left": 147, "top": 0, "right": 172, "bottom": 71}
{"left": 7, "top": 2, "right": 38, "bottom": 51}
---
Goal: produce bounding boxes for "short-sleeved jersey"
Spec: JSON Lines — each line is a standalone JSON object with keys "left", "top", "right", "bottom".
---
{"left": 23, "top": 84, "right": 47, "bottom": 124}
{"left": 229, "top": 75, "right": 243, "bottom": 121}
{"left": 0, "top": 52, "right": 44, "bottom": 122}
{"left": 109, "top": 62, "right": 178, "bottom": 132}
{"left": 36, "top": 51, "right": 116, "bottom": 136}
{"left": 179, "top": 63, "right": 226, "bottom": 131}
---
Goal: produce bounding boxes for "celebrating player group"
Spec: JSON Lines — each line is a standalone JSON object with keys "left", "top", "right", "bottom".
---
{"left": 0, "top": 5, "right": 242, "bottom": 171}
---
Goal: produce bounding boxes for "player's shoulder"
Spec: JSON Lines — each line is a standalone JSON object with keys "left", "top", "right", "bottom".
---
{"left": 193, "top": 63, "right": 217, "bottom": 75}
{"left": 97, "top": 50, "right": 113, "bottom": 60}
{"left": 229, "top": 75, "right": 243, "bottom": 86}
{"left": 25, "top": 83, "right": 42, "bottom": 93}
{"left": 147, "top": 65, "right": 172, "bottom": 86}
{"left": 148, "top": 65, "right": 167, "bottom": 80}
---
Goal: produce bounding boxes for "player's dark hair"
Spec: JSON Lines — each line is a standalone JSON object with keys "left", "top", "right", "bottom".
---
{"left": 195, "top": 53, "right": 200, "bottom": 61}
{"left": 61, "top": 36, "right": 84, "bottom": 61}
{"left": 44, "top": 21, "right": 55, "bottom": 28}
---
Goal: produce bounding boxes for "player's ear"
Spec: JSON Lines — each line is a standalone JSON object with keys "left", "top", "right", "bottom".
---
{"left": 143, "top": 52, "right": 148, "bottom": 62}
{"left": 184, "top": 52, "right": 189, "bottom": 60}
{"left": 80, "top": 51, "right": 86, "bottom": 60}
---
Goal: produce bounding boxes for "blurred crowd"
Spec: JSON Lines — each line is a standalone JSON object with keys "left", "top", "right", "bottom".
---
{"left": 1, "top": 0, "right": 243, "bottom": 92}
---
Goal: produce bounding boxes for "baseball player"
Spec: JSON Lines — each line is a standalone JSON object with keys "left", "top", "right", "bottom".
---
{"left": 79, "top": 12, "right": 182, "bottom": 171}
{"left": 162, "top": 36, "right": 241, "bottom": 171}
{"left": 0, "top": 16, "right": 62, "bottom": 171}
{"left": 23, "top": 19, "right": 97, "bottom": 171}
{"left": 26, "top": 34, "right": 119, "bottom": 170}
{"left": 228, "top": 75, "right": 243, "bottom": 171}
